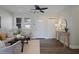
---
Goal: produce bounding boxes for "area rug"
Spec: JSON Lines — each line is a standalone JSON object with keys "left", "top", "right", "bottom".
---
{"left": 23, "top": 40, "right": 40, "bottom": 54}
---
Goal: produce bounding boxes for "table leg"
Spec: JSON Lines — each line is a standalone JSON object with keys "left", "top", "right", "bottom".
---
{"left": 25, "top": 37, "right": 30, "bottom": 44}
{"left": 21, "top": 41, "right": 24, "bottom": 52}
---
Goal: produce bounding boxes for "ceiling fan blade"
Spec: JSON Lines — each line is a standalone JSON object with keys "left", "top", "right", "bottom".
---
{"left": 35, "top": 5, "right": 39, "bottom": 8}
{"left": 41, "top": 8, "right": 48, "bottom": 10}
{"left": 40, "top": 10, "right": 44, "bottom": 13}
{"left": 32, "top": 5, "right": 48, "bottom": 13}
{"left": 35, "top": 5, "right": 40, "bottom": 9}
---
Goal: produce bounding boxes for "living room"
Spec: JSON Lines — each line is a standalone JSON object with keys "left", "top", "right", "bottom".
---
{"left": 0, "top": 5, "right": 79, "bottom": 54}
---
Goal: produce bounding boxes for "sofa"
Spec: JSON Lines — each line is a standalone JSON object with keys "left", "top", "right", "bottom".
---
{"left": 0, "top": 41, "right": 22, "bottom": 54}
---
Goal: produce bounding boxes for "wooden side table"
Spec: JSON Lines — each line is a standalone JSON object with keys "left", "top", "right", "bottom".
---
{"left": 56, "top": 31, "right": 70, "bottom": 47}
{"left": 60, "top": 32, "right": 70, "bottom": 47}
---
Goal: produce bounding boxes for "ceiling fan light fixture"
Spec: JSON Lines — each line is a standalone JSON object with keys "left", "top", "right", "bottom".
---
{"left": 32, "top": 5, "right": 48, "bottom": 13}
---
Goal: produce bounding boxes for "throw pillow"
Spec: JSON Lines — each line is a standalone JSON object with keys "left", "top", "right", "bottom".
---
{"left": 0, "top": 33, "right": 6, "bottom": 40}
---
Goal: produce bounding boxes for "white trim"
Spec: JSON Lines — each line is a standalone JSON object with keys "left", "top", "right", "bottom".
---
{"left": 31, "top": 37, "right": 56, "bottom": 39}
{"left": 70, "top": 45, "right": 79, "bottom": 49}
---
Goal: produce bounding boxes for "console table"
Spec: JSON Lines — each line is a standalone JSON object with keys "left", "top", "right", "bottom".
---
{"left": 56, "top": 31, "right": 70, "bottom": 47}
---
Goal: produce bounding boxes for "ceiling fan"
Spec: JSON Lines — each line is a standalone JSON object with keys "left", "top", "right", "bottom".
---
{"left": 32, "top": 5, "right": 48, "bottom": 13}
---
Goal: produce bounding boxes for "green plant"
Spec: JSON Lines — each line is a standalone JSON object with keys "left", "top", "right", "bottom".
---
{"left": 13, "top": 29, "right": 21, "bottom": 35}
{"left": 13, "top": 32, "right": 17, "bottom": 35}
{"left": 17, "top": 29, "right": 21, "bottom": 34}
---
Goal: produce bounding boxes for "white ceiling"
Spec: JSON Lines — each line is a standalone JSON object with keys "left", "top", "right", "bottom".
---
{"left": 0, "top": 5, "right": 67, "bottom": 15}
{"left": 0, "top": 5, "right": 67, "bottom": 17}
{"left": 0, "top": 5, "right": 33, "bottom": 14}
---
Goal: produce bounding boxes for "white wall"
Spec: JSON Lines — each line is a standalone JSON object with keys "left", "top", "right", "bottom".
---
{"left": 31, "top": 16, "right": 56, "bottom": 39}
{"left": 58, "top": 6, "right": 79, "bottom": 49}
{"left": 0, "top": 8, "right": 13, "bottom": 30}
{"left": 32, "top": 19, "right": 46, "bottom": 38}
{"left": 45, "top": 19, "right": 56, "bottom": 38}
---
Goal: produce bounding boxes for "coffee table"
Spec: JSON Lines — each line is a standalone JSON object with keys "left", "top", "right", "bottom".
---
{"left": 8, "top": 36, "right": 30, "bottom": 52}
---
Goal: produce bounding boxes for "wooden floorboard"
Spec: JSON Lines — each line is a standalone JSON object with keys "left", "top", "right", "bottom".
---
{"left": 40, "top": 39, "right": 79, "bottom": 54}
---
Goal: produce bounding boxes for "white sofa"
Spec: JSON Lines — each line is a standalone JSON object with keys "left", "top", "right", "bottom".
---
{"left": 0, "top": 41, "right": 22, "bottom": 54}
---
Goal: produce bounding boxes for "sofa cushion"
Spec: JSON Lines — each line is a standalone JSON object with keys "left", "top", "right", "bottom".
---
{"left": 0, "top": 40, "right": 6, "bottom": 48}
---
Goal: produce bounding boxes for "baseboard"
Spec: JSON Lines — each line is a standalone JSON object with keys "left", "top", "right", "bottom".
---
{"left": 31, "top": 37, "right": 56, "bottom": 40}
{"left": 31, "top": 38, "right": 45, "bottom": 40}
{"left": 70, "top": 45, "right": 79, "bottom": 49}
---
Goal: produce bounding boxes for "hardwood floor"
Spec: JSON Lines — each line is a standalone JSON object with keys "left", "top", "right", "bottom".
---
{"left": 40, "top": 39, "right": 79, "bottom": 54}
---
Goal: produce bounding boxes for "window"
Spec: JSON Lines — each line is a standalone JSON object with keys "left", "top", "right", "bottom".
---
{"left": 24, "top": 18, "right": 31, "bottom": 29}
{"left": 25, "top": 25, "right": 31, "bottom": 29}
{"left": 16, "top": 18, "right": 22, "bottom": 29}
